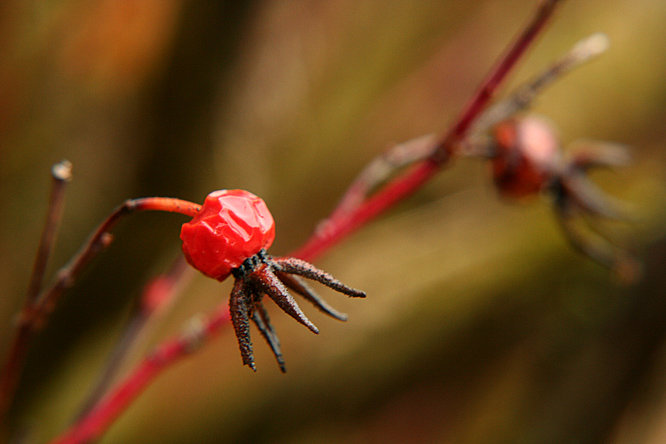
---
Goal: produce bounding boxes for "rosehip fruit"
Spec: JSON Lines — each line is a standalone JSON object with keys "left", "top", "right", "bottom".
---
{"left": 180, "top": 189, "right": 275, "bottom": 281}
{"left": 492, "top": 116, "right": 561, "bottom": 199}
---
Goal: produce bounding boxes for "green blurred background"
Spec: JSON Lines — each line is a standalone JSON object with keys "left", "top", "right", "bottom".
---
{"left": 1, "top": 0, "right": 666, "bottom": 443}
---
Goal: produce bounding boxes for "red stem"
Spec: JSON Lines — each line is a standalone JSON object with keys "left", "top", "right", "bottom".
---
{"left": 0, "top": 198, "right": 200, "bottom": 421}
{"left": 436, "top": 0, "right": 562, "bottom": 153}
{"left": 46, "top": 1, "right": 564, "bottom": 442}
{"left": 295, "top": 0, "right": 562, "bottom": 262}
{"left": 293, "top": 160, "right": 440, "bottom": 262}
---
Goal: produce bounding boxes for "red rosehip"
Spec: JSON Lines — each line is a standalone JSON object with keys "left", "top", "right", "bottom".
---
{"left": 180, "top": 189, "right": 275, "bottom": 281}
{"left": 492, "top": 116, "right": 561, "bottom": 199}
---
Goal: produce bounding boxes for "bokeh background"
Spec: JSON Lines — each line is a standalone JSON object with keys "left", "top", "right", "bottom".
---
{"left": 1, "top": 0, "right": 666, "bottom": 443}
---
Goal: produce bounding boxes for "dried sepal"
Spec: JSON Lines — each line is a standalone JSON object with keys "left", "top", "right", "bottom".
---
{"left": 227, "top": 251, "right": 364, "bottom": 371}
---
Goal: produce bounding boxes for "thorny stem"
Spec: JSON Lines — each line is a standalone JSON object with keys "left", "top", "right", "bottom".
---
{"left": 42, "top": 2, "right": 566, "bottom": 444}
{"left": 0, "top": 197, "right": 201, "bottom": 421}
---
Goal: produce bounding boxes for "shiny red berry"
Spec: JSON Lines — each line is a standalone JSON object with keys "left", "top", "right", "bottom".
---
{"left": 491, "top": 116, "right": 561, "bottom": 199}
{"left": 180, "top": 189, "right": 275, "bottom": 281}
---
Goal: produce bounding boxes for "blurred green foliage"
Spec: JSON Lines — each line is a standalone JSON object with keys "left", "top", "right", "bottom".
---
{"left": 1, "top": 0, "right": 666, "bottom": 443}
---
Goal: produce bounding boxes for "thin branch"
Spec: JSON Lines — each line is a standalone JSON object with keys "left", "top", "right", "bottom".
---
{"left": 0, "top": 197, "right": 201, "bottom": 420}
{"left": 325, "top": 134, "right": 437, "bottom": 222}
{"left": 31, "top": 197, "right": 200, "bottom": 326}
{"left": 431, "top": 0, "right": 563, "bottom": 160}
{"left": 26, "top": 161, "right": 73, "bottom": 304}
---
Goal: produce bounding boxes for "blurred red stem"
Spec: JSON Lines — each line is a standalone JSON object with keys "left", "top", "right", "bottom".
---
{"left": 294, "top": 0, "right": 561, "bottom": 262}
{"left": 293, "top": 160, "right": 440, "bottom": 262}
{"left": 435, "top": 0, "right": 562, "bottom": 155}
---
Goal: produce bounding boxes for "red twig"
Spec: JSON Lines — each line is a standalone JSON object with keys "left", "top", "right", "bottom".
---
{"left": 46, "top": 1, "right": 564, "bottom": 442}
{"left": 324, "top": 134, "right": 438, "bottom": 230}
{"left": 0, "top": 198, "right": 200, "bottom": 421}
{"left": 294, "top": 0, "right": 563, "bottom": 262}
{"left": 434, "top": 0, "right": 562, "bottom": 156}
{"left": 31, "top": 197, "right": 199, "bottom": 326}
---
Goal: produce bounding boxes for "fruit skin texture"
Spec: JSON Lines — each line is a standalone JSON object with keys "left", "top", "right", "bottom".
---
{"left": 180, "top": 190, "right": 275, "bottom": 281}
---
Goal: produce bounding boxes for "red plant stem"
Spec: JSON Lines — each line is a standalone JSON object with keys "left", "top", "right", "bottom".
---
{"left": 46, "top": 1, "right": 564, "bottom": 443}
{"left": 433, "top": 0, "right": 562, "bottom": 157}
{"left": 295, "top": 0, "right": 562, "bottom": 263}
{"left": 0, "top": 198, "right": 200, "bottom": 421}
{"left": 294, "top": 160, "right": 440, "bottom": 262}
{"left": 327, "top": 134, "right": 437, "bottom": 224}
{"left": 49, "top": 307, "right": 231, "bottom": 444}
{"left": 31, "top": 197, "right": 200, "bottom": 323}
